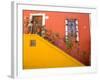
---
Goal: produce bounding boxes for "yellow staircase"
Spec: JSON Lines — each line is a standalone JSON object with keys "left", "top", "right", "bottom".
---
{"left": 23, "top": 34, "right": 84, "bottom": 69}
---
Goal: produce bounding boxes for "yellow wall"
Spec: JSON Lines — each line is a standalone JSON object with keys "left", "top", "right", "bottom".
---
{"left": 23, "top": 34, "right": 84, "bottom": 69}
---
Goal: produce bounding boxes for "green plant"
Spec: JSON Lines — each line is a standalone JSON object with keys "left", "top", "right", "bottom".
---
{"left": 65, "top": 37, "right": 73, "bottom": 49}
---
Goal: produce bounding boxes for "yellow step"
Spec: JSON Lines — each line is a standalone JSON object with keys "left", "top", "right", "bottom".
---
{"left": 23, "top": 34, "right": 84, "bottom": 69}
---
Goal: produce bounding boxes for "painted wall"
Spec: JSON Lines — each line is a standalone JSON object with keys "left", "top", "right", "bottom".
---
{"left": 23, "top": 10, "right": 91, "bottom": 65}
{"left": 23, "top": 34, "right": 84, "bottom": 69}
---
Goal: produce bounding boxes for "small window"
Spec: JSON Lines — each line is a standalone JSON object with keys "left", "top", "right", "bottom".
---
{"left": 30, "top": 40, "right": 36, "bottom": 47}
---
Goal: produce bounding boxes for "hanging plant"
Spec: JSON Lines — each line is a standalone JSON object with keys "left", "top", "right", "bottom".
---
{"left": 65, "top": 36, "right": 73, "bottom": 49}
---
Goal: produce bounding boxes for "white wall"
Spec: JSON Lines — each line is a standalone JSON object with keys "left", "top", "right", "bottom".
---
{"left": 0, "top": 0, "right": 100, "bottom": 80}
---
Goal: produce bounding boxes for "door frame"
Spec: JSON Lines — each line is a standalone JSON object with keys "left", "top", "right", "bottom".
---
{"left": 29, "top": 13, "right": 46, "bottom": 26}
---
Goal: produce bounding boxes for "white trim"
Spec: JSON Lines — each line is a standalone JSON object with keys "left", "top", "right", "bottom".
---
{"left": 76, "top": 20, "right": 79, "bottom": 41}
{"left": 65, "top": 20, "right": 68, "bottom": 37}
{"left": 76, "top": 31, "right": 79, "bottom": 41}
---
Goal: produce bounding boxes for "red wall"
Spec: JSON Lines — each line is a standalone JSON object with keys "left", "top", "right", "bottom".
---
{"left": 23, "top": 10, "right": 91, "bottom": 65}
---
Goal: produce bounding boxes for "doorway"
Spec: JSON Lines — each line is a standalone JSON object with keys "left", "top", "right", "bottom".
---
{"left": 28, "top": 13, "right": 46, "bottom": 36}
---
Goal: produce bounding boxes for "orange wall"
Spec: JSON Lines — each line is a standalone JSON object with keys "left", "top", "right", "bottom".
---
{"left": 23, "top": 10, "right": 91, "bottom": 63}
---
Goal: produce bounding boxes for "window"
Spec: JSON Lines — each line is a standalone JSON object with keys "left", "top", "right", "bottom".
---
{"left": 65, "top": 19, "right": 79, "bottom": 42}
